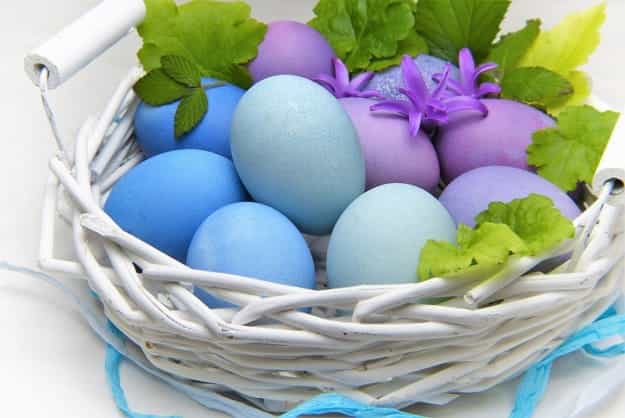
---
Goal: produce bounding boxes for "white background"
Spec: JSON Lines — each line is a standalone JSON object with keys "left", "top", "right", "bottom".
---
{"left": 1, "top": 0, "right": 625, "bottom": 417}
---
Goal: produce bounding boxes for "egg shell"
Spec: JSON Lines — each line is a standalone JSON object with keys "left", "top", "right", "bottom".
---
{"left": 327, "top": 183, "right": 457, "bottom": 287}
{"left": 134, "top": 78, "right": 245, "bottom": 159}
{"left": 187, "top": 202, "right": 316, "bottom": 308}
{"left": 104, "top": 150, "right": 247, "bottom": 261}
{"left": 231, "top": 75, "right": 365, "bottom": 235}
{"left": 439, "top": 166, "right": 581, "bottom": 227}
{"left": 340, "top": 97, "right": 440, "bottom": 192}
{"left": 249, "top": 21, "right": 335, "bottom": 83}
{"left": 437, "top": 99, "right": 555, "bottom": 183}
{"left": 366, "top": 55, "right": 460, "bottom": 100}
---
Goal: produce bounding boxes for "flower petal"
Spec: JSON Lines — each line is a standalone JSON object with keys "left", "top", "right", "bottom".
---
{"left": 333, "top": 58, "right": 350, "bottom": 89}
{"left": 458, "top": 48, "right": 476, "bottom": 92}
{"left": 350, "top": 72, "right": 375, "bottom": 90}
{"left": 400, "top": 55, "right": 428, "bottom": 105}
{"left": 314, "top": 74, "right": 339, "bottom": 96}
{"left": 477, "top": 82, "right": 502, "bottom": 98}
{"left": 408, "top": 111, "right": 423, "bottom": 136}
{"left": 370, "top": 100, "right": 411, "bottom": 117}
{"left": 445, "top": 96, "right": 489, "bottom": 116}
{"left": 474, "top": 62, "right": 498, "bottom": 79}
{"left": 432, "top": 65, "right": 451, "bottom": 99}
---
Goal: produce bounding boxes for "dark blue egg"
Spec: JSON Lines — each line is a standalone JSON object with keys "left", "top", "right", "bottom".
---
{"left": 134, "top": 78, "right": 245, "bottom": 159}
{"left": 104, "top": 150, "right": 247, "bottom": 261}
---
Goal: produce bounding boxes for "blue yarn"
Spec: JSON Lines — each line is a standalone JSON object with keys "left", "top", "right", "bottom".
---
{"left": 105, "top": 322, "right": 182, "bottom": 418}
{"left": 510, "top": 307, "right": 625, "bottom": 418}
{"left": 279, "top": 393, "right": 424, "bottom": 418}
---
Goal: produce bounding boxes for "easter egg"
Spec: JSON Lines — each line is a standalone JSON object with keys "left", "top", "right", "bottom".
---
{"left": 437, "top": 99, "right": 555, "bottom": 183}
{"left": 104, "top": 150, "right": 247, "bottom": 261}
{"left": 340, "top": 97, "right": 440, "bottom": 192}
{"left": 187, "top": 202, "right": 316, "bottom": 308}
{"left": 439, "top": 166, "right": 581, "bottom": 227}
{"left": 231, "top": 75, "right": 365, "bottom": 235}
{"left": 327, "top": 183, "right": 457, "bottom": 287}
{"left": 134, "top": 78, "right": 244, "bottom": 159}
{"left": 249, "top": 21, "right": 336, "bottom": 82}
{"left": 366, "top": 55, "right": 460, "bottom": 100}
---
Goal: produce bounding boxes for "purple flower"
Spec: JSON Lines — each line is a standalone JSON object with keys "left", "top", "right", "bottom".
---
{"left": 434, "top": 48, "right": 501, "bottom": 99}
{"left": 370, "top": 55, "right": 487, "bottom": 136}
{"left": 314, "top": 58, "right": 382, "bottom": 99}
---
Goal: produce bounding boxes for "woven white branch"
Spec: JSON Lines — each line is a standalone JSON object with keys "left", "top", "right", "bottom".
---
{"left": 38, "top": 68, "right": 625, "bottom": 413}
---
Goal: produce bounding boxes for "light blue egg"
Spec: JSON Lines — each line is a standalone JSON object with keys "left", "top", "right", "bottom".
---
{"left": 134, "top": 78, "right": 245, "bottom": 159}
{"left": 327, "top": 183, "right": 457, "bottom": 287}
{"left": 231, "top": 75, "right": 365, "bottom": 235}
{"left": 187, "top": 202, "right": 316, "bottom": 308}
{"left": 367, "top": 55, "right": 461, "bottom": 100}
{"left": 104, "top": 150, "right": 247, "bottom": 261}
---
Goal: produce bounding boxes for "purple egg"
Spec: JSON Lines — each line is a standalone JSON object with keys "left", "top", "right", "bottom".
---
{"left": 249, "top": 21, "right": 336, "bottom": 83}
{"left": 437, "top": 99, "right": 555, "bottom": 183}
{"left": 439, "top": 166, "right": 581, "bottom": 227}
{"left": 340, "top": 97, "right": 440, "bottom": 192}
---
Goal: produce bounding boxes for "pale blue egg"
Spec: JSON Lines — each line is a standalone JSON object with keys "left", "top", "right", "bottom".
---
{"left": 367, "top": 55, "right": 460, "bottom": 100}
{"left": 104, "top": 150, "right": 247, "bottom": 261}
{"left": 231, "top": 75, "right": 365, "bottom": 235}
{"left": 134, "top": 78, "right": 245, "bottom": 159}
{"left": 327, "top": 183, "right": 457, "bottom": 287}
{"left": 187, "top": 202, "right": 316, "bottom": 308}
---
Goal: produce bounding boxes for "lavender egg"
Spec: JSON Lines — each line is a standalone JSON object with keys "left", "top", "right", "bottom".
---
{"left": 437, "top": 99, "right": 555, "bottom": 183}
{"left": 366, "top": 55, "right": 460, "bottom": 100}
{"left": 249, "top": 21, "right": 335, "bottom": 83}
{"left": 340, "top": 97, "right": 440, "bottom": 192}
{"left": 439, "top": 166, "right": 581, "bottom": 227}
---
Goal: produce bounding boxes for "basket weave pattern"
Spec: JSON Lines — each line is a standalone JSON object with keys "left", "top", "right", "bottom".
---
{"left": 41, "top": 68, "right": 625, "bottom": 413}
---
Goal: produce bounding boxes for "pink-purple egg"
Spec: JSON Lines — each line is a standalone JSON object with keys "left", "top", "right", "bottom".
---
{"left": 439, "top": 166, "right": 581, "bottom": 227}
{"left": 340, "top": 97, "right": 440, "bottom": 192}
{"left": 249, "top": 21, "right": 336, "bottom": 83}
{"left": 436, "top": 99, "right": 555, "bottom": 183}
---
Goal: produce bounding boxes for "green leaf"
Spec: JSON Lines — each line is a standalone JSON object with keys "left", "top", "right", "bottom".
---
{"left": 174, "top": 88, "right": 209, "bottom": 139}
{"left": 486, "top": 19, "right": 541, "bottom": 80}
{"left": 475, "top": 194, "right": 575, "bottom": 255}
{"left": 368, "top": 32, "right": 429, "bottom": 71}
{"left": 519, "top": 3, "right": 606, "bottom": 111}
{"left": 418, "top": 194, "right": 576, "bottom": 280}
{"left": 501, "top": 67, "right": 573, "bottom": 107}
{"left": 413, "top": 0, "right": 511, "bottom": 64}
{"left": 137, "top": 0, "right": 267, "bottom": 88}
{"left": 161, "top": 55, "right": 201, "bottom": 87}
{"left": 133, "top": 69, "right": 189, "bottom": 106}
{"left": 547, "top": 70, "right": 591, "bottom": 114}
{"left": 418, "top": 223, "right": 528, "bottom": 280}
{"left": 528, "top": 105, "right": 620, "bottom": 191}
{"left": 309, "top": 0, "right": 418, "bottom": 73}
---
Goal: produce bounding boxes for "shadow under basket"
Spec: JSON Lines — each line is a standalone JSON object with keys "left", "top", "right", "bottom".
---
{"left": 23, "top": 0, "right": 625, "bottom": 413}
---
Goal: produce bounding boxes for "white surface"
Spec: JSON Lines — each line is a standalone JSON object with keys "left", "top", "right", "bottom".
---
{"left": 2, "top": 0, "right": 625, "bottom": 417}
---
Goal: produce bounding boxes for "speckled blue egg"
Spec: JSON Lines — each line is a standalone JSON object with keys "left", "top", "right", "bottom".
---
{"left": 327, "top": 183, "right": 457, "bottom": 287}
{"left": 134, "top": 78, "right": 244, "bottom": 159}
{"left": 367, "top": 55, "right": 460, "bottom": 100}
{"left": 187, "top": 202, "right": 316, "bottom": 308}
{"left": 104, "top": 150, "right": 247, "bottom": 261}
{"left": 231, "top": 75, "right": 365, "bottom": 235}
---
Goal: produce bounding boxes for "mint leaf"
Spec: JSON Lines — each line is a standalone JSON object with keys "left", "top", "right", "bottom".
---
{"left": 501, "top": 67, "right": 573, "bottom": 108}
{"left": 368, "top": 32, "right": 429, "bottom": 71}
{"left": 418, "top": 194, "right": 575, "bottom": 280}
{"left": 418, "top": 223, "right": 528, "bottom": 280}
{"left": 414, "top": 0, "right": 511, "bottom": 63}
{"left": 161, "top": 55, "right": 201, "bottom": 88}
{"left": 175, "top": 88, "right": 209, "bottom": 139}
{"left": 519, "top": 3, "right": 607, "bottom": 113}
{"left": 309, "top": 0, "right": 419, "bottom": 73}
{"left": 137, "top": 0, "right": 267, "bottom": 88}
{"left": 528, "top": 105, "right": 620, "bottom": 191}
{"left": 487, "top": 19, "right": 541, "bottom": 80}
{"left": 133, "top": 69, "right": 189, "bottom": 106}
{"left": 475, "top": 194, "right": 575, "bottom": 254}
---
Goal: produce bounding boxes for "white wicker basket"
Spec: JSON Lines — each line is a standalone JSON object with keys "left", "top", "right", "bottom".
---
{"left": 24, "top": 0, "right": 625, "bottom": 414}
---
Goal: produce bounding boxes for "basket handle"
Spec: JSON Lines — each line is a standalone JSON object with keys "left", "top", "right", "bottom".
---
{"left": 24, "top": 0, "right": 145, "bottom": 90}
{"left": 593, "top": 109, "right": 625, "bottom": 204}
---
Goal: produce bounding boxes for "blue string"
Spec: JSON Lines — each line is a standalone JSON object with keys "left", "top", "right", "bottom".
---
{"left": 510, "top": 307, "right": 625, "bottom": 418}
{"left": 105, "top": 322, "right": 182, "bottom": 418}
{"left": 279, "top": 393, "right": 424, "bottom": 418}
